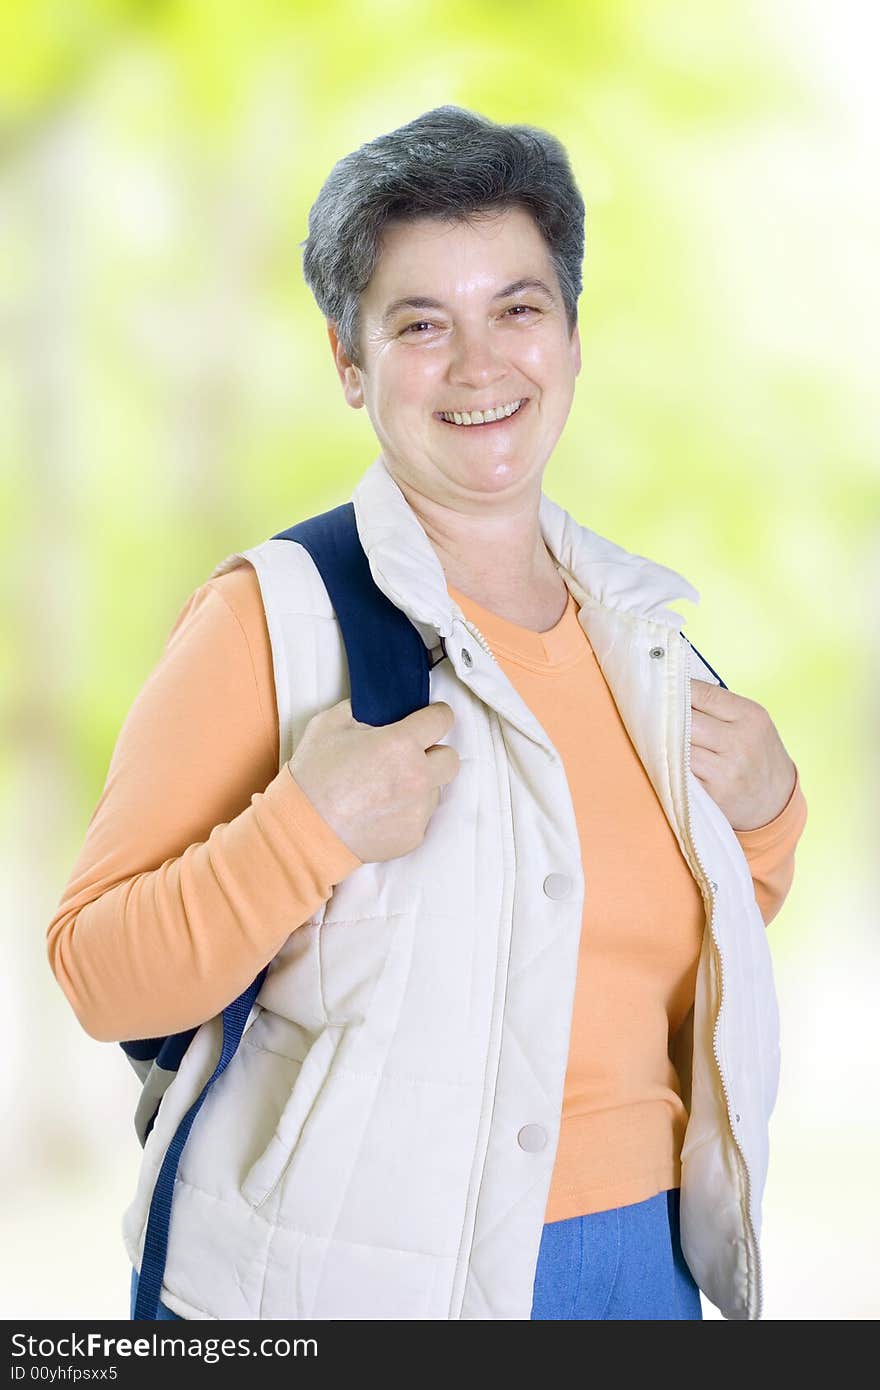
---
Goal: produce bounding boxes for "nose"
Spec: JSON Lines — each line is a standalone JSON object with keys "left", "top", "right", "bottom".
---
{"left": 447, "top": 325, "right": 508, "bottom": 392}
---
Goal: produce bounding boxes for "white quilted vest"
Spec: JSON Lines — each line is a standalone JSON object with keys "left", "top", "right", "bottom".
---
{"left": 122, "top": 454, "right": 779, "bottom": 1320}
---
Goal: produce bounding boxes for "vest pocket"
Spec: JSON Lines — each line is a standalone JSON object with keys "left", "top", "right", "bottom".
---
{"left": 241, "top": 1023, "right": 345, "bottom": 1210}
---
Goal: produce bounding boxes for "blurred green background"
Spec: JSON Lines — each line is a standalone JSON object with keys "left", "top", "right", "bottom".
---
{"left": 2, "top": 0, "right": 877, "bottom": 1319}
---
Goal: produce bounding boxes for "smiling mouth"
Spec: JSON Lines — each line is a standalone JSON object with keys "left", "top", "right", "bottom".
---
{"left": 434, "top": 398, "right": 530, "bottom": 429}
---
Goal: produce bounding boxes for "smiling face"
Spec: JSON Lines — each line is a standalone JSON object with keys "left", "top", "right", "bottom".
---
{"left": 327, "top": 205, "right": 581, "bottom": 515}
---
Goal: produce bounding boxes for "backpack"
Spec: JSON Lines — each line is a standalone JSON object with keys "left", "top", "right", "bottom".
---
{"left": 121, "top": 500, "right": 725, "bottom": 1319}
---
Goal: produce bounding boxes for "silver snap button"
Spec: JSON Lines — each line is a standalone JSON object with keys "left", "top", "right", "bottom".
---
{"left": 649, "top": 646, "right": 665, "bottom": 659}
{"left": 709, "top": 880, "right": 718, "bottom": 894}
{"left": 543, "top": 873, "right": 572, "bottom": 900}
{"left": 517, "top": 1124, "right": 547, "bottom": 1152}
{"left": 461, "top": 647, "right": 473, "bottom": 667}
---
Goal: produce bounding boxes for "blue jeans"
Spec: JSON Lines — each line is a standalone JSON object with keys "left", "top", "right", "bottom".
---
{"left": 130, "top": 1187, "right": 701, "bottom": 1320}
{"left": 530, "top": 1187, "right": 703, "bottom": 1319}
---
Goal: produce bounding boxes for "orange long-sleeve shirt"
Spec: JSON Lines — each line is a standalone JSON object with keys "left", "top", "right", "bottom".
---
{"left": 46, "top": 561, "right": 807, "bottom": 1221}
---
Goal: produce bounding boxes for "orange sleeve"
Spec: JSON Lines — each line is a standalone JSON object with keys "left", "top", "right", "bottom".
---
{"left": 733, "top": 763, "right": 808, "bottom": 928}
{"left": 45, "top": 564, "right": 363, "bottom": 1044}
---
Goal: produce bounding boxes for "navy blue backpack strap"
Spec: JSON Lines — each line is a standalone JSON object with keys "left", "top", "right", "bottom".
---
{"left": 133, "top": 969, "right": 267, "bottom": 1319}
{"left": 680, "top": 633, "right": 728, "bottom": 689}
{"left": 132, "top": 500, "right": 434, "bottom": 1318}
{"left": 275, "top": 502, "right": 433, "bottom": 725}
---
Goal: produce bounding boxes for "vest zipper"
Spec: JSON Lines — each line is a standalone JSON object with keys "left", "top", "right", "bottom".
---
{"left": 458, "top": 616, "right": 500, "bottom": 666}
{"left": 679, "top": 633, "right": 763, "bottom": 1319}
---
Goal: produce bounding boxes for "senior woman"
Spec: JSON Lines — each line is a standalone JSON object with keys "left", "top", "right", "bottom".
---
{"left": 47, "top": 106, "right": 807, "bottom": 1322}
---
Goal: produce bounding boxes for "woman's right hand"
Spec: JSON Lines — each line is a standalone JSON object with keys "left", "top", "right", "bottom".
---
{"left": 287, "top": 698, "right": 461, "bottom": 863}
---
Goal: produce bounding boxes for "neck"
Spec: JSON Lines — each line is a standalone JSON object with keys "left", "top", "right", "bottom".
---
{"left": 392, "top": 470, "right": 562, "bottom": 604}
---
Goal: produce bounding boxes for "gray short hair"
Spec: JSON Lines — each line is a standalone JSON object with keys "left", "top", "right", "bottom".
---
{"left": 300, "top": 105, "right": 585, "bottom": 370}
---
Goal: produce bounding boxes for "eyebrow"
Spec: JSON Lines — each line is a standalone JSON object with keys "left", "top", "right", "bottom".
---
{"left": 380, "top": 277, "right": 557, "bottom": 326}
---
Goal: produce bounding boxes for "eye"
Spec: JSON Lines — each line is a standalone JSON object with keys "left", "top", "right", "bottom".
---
{"left": 506, "top": 304, "right": 537, "bottom": 317}
{"left": 401, "top": 320, "right": 435, "bottom": 335}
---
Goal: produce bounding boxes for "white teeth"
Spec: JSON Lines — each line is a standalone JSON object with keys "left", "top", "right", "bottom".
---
{"left": 439, "top": 399, "right": 524, "bottom": 426}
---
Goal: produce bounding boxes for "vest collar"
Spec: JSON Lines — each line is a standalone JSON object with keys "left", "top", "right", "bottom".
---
{"left": 351, "top": 453, "right": 699, "bottom": 640}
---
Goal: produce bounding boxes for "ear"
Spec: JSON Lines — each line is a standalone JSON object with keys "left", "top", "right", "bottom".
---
{"left": 570, "top": 318, "right": 582, "bottom": 376}
{"left": 326, "top": 321, "right": 364, "bottom": 409}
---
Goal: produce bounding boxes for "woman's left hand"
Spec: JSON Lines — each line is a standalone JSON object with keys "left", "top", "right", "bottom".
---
{"left": 689, "top": 678, "right": 797, "bottom": 832}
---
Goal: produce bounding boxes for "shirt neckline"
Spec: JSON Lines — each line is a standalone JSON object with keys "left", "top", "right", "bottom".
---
{"left": 446, "top": 580, "right": 588, "bottom": 670}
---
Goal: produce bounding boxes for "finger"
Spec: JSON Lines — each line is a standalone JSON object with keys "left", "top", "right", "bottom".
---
{"left": 424, "top": 742, "right": 460, "bottom": 788}
{"left": 690, "top": 677, "right": 739, "bottom": 721}
{"left": 690, "top": 707, "right": 727, "bottom": 754}
{"left": 403, "top": 701, "right": 455, "bottom": 748}
{"left": 689, "top": 743, "right": 724, "bottom": 782}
